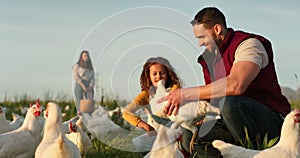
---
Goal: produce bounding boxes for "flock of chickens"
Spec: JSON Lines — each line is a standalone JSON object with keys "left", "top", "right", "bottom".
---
{"left": 0, "top": 100, "right": 92, "bottom": 158}
{"left": 0, "top": 91, "right": 299, "bottom": 158}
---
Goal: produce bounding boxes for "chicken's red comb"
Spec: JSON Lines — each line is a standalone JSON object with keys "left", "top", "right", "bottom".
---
{"left": 29, "top": 99, "right": 41, "bottom": 110}
{"left": 69, "top": 122, "right": 77, "bottom": 133}
{"left": 36, "top": 98, "right": 40, "bottom": 108}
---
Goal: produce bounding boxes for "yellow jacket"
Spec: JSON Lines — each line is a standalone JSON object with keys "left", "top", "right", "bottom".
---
{"left": 122, "top": 84, "right": 179, "bottom": 126}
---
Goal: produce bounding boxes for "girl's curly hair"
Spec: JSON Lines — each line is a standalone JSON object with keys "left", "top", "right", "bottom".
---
{"left": 140, "top": 57, "right": 181, "bottom": 92}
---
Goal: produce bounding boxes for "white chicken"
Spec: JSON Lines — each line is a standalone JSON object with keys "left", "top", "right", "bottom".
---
{"left": 0, "top": 106, "right": 22, "bottom": 133}
{"left": 35, "top": 102, "right": 81, "bottom": 158}
{"left": 11, "top": 112, "right": 24, "bottom": 127}
{"left": 132, "top": 133, "right": 157, "bottom": 152}
{"left": 62, "top": 115, "right": 80, "bottom": 134}
{"left": 145, "top": 125, "right": 184, "bottom": 158}
{"left": 132, "top": 107, "right": 172, "bottom": 152}
{"left": 65, "top": 117, "right": 92, "bottom": 153}
{"left": 150, "top": 79, "right": 220, "bottom": 153}
{"left": 107, "top": 106, "right": 124, "bottom": 118}
{"left": 0, "top": 99, "right": 43, "bottom": 158}
{"left": 132, "top": 110, "right": 160, "bottom": 152}
{"left": 133, "top": 107, "right": 180, "bottom": 153}
{"left": 212, "top": 109, "right": 300, "bottom": 158}
{"left": 39, "top": 108, "right": 80, "bottom": 135}
{"left": 74, "top": 115, "right": 88, "bottom": 133}
{"left": 145, "top": 108, "right": 161, "bottom": 131}
{"left": 82, "top": 106, "right": 122, "bottom": 138}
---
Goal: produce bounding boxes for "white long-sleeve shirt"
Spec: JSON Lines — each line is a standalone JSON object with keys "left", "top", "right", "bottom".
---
{"left": 72, "top": 64, "right": 95, "bottom": 87}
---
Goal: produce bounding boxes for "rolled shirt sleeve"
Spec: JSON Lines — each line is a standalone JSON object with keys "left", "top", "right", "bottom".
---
{"left": 234, "top": 38, "right": 269, "bottom": 69}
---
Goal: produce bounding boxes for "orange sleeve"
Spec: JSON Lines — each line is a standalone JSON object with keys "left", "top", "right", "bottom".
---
{"left": 122, "top": 91, "right": 149, "bottom": 126}
{"left": 170, "top": 84, "right": 180, "bottom": 91}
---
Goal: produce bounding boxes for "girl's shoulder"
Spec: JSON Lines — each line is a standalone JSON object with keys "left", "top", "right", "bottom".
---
{"left": 170, "top": 84, "right": 180, "bottom": 90}
{"left": 136, "top": 90, "right": 149, "bottom": 99}
{"left": 134, "top": 90, "right": 150, "bottom": 105}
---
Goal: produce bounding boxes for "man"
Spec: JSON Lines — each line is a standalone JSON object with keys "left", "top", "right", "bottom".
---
{"left": 161, "top": 7, "right": 291, "bottom": 157}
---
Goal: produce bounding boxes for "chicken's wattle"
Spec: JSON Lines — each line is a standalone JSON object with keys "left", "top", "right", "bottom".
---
{"left": 34, "top": 111, "right": 41, "bottom": 117}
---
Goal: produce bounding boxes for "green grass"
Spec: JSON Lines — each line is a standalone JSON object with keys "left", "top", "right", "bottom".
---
{"left": 291, "top": 100, "right": 300, "bottom": 109}
{"left": 82, "top": 138, "right": 143, "bottom": 158}
{"left": 238, "top": 127, "right": 278, "bottom": 150}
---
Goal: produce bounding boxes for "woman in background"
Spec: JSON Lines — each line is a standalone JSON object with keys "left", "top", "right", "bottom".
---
{"left": 72, "top": 50, "right": 95, "bottom": 112}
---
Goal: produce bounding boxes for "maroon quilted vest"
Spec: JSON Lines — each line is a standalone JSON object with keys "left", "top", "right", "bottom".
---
{"left": 198, "top": 28, "right": 290, "bottom": 116}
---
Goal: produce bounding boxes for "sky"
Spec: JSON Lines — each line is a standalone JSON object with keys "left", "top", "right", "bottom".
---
{"left": 1, "top": 0, "right": 300, "bottom": 102}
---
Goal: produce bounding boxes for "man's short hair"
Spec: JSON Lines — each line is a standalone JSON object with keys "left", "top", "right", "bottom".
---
{"left": 191, "top": 7, "right": 227, "bottom": 29}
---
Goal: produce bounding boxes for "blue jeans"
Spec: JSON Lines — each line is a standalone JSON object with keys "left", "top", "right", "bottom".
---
{"left": 221, "top": 96, "right": 283, "bottom": 145}
{"left": 181, "top": 96, "right": 284, "bottom": 157}
{"left": 74, "top": 80, "right": 94, "bottom": 111}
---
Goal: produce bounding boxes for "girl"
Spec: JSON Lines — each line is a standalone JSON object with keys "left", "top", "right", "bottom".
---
{"left": 72, "top": 50, "right": 95, "bottom": 111}
{"left": 122, "top": 57, "right": 181, "bottom": 133}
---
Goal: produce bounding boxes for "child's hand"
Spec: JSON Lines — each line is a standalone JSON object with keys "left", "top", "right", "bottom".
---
{"left": 137, "top": 121, "right": 156, "bottom": 136}
{"left": 147, "top": 129, "right": 157, "bottom": 137}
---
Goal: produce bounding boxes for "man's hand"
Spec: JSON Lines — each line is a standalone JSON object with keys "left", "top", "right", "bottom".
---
{"left": 158, "top": 88, "right": 184, "bottom": 116}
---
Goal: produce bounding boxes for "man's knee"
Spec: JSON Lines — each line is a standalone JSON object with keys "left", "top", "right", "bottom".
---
{"left": 220, "top": 96, "right": 240, "bottom": 118}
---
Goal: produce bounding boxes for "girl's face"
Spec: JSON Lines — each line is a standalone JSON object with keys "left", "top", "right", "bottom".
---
{"left": 81, "top": 52, "right": 89, "bottom": 62}
{"left": 149, "top": 63, "right": 167, "bottom": 87}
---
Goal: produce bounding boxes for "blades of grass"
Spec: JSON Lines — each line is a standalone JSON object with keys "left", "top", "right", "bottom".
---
{"left": 244, "top": 127, "right": 253, "bottom": 149}
{"left": 267, "top": 136, "right": 279, "bottom": 148}
{"left": 260, "top": 133, "right": 268, "bottom": 150}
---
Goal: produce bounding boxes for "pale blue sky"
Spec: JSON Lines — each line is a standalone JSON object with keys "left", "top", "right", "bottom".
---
{"left": 1, "top": 1, "right": 299, "bottom": 102}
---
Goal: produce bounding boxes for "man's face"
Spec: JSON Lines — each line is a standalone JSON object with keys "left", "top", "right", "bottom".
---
{"left": 193, "top": 24, "right": 218, "bottom": 52}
